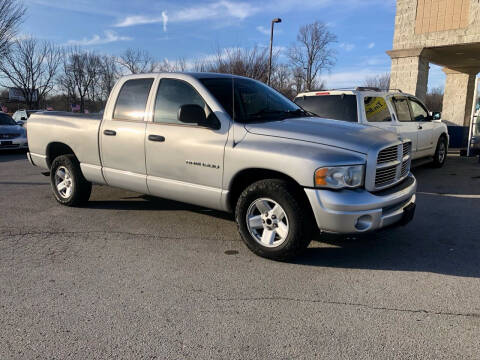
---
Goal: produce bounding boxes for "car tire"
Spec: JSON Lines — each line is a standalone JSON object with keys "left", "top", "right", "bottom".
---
{"left": 235, "top": 179, "right": 312, "bottom": 260}
{"left": 50, "top": 154, "right": 92, "bottom": 206}
{"left": 432, "top": 136, "right": 448, "bottom": 168}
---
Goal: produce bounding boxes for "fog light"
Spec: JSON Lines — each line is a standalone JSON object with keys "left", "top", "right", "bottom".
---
{"left": 355, "top": 215, "right": 372, "bottom": 231}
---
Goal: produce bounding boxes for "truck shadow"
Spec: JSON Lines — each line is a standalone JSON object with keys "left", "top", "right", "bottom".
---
{"left": 0, "top": 150, "right": 28, "bottom": 163}
{"left": 295, "top": 222, "right": 480, "bottom": 278}
{"left": 87, "top": 194, "right": 234, "bottom": 221}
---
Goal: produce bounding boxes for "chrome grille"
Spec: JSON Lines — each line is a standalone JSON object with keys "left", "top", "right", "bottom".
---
{"left": 401, "top": 161, "right": 409, "bottom": 177}
{"left": 377, "top": 145, "right": 398, "bottom": 164}
{"left": 375, "top": 165, "right": 397, "bottom": 186}
{"left": 402, "top": 142, "right": 411, "bottom": 157}
{"left": 0, "top": 133, "right": 20, "bottom": 139}
{"left": 374, "top": 141, "right": 412, "bottom": 190}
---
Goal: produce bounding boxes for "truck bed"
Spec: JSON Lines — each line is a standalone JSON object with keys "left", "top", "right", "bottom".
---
{"left": 27, "top": 111, "right": 103, "bottom": 170}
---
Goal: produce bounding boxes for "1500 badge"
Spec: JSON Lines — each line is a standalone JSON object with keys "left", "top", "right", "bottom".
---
{"left": 186, "top": 160, "right": 220, "bottom": 169}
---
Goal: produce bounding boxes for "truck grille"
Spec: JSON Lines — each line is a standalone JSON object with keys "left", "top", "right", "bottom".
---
{"left": 377, "top": 145, "right": 398, "bottom": 164}
{"left": 0, "top": 133, "right": 20, "bottom": 139}
{"left": 375, "top": 142, "right": 411, "bottom": 189}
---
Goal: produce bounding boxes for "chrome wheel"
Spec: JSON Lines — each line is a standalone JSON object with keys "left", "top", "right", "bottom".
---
{"left": 438, "top": 141, "right": 446, "bottom": 163}
{"left": 246, "top": 198, "right": 289, "bottom": 248}
{"left": 55, "top": 166, "right": 73, "bottom": 199}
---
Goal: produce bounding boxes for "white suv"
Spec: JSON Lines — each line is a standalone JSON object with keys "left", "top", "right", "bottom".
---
{"left": 294, "top": 88, "right": 449, "bottom": 167}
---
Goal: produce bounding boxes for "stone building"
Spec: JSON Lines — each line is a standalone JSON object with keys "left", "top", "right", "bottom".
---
{"left": 388, "top": 0, "right": 479, "bottom": 135}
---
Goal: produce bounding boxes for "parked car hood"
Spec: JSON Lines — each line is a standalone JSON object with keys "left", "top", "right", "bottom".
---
{"left": 0, "top": 124, "right": 25, "bottom": 134}
{"left": 245, "top": 117, "right": 401, "bottom": 154}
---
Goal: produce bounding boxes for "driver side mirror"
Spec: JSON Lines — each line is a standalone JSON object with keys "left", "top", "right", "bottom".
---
{"left": 177, "top": 104, "right": 219, "bottom": 129}
{"left": 432, "top": 112, "right": 441, "bottom": 120}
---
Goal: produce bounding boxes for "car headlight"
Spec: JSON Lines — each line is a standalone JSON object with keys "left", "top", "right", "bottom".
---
{"left": 314, "top": 165, "right": 365, "bottom": 189}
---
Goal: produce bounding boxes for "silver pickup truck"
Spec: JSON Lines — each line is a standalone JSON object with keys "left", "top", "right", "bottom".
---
{"left": 27, "top": 73, "right": 417, "bottom": 260}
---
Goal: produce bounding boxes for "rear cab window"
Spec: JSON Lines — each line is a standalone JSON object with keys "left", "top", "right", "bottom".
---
{"left": 295, "top": 94, "right": 358, "bottom": 122}
{"left": 113, "top": 78, "right": 154, "bottom": 121}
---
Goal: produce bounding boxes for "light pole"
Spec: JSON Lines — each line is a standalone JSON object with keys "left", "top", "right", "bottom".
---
{"left": 267, "top": 18, "right": 282, "bottom": 86}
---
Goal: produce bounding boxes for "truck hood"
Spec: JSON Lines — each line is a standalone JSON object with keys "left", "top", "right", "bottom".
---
{"left": 245, "top": 117, "right": 401, "bottom": 154}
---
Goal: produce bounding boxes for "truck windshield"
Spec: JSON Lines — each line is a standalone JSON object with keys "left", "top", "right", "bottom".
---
{"left": 294, "top": 95, "right": 358, "bottom": 122}
{"left": 0, "top": 113, "right": 16, "bottom": 126}
{"left": 200, "top": 77, "right": 307, "bottom": 123}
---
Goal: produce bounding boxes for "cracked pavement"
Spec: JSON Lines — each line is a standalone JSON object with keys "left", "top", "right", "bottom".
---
{"left": 1, "top": 151, "right": 480, "bottom": 359}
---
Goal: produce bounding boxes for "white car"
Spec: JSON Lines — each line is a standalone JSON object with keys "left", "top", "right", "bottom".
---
{"left": 12, "top": 109, "right": 42, "bottom": 125}
{"left": 294, "top": 88, "right": 449, "bottom": 167}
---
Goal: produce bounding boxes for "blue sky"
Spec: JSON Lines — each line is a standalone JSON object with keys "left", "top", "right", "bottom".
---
{"left": 22, "top": 0, "right": 447, "bottom": 89}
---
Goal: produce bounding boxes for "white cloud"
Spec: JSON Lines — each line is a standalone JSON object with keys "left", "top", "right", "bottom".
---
{"left": 66, "top": 30, "right": 132, "bottom": 46}
{"left": 162, "top": 11, "right": 168, "bottom": 32}
{"left": 115, "top": 1, "right": 258, "bottom": 28}
{"left": 368, "top": 42, "right": 375, "bottom": 49}
{"left": 256, "top": 26, "right": 270, "bottom": 35}
{"left": 323, "top": 69, "right": 386, "bottom": 88}
{"left": 256, "top": 25, "right": 283, "bottom": 36}
{"left": 339, "top": 43, "right": 355, "bottom": 52}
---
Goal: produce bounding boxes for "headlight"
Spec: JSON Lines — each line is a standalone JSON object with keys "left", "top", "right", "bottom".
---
{"left": 314, "top": 165, "right": 365, "bottom": 189}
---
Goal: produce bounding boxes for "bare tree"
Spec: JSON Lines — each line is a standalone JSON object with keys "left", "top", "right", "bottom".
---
{"left": 98, "top": 55, "right": 119, "bottom": 104}
{"left": 270, "top": 64, "right": 295, "bottom": 98}
{"left": 118, "top": 48, "right": 156, "bottom": 74}
{"left": 425, "top": 86, "right": 444, "bottom": 112}
{"left": 156, "top": 58, "right": 187, "bottom": 72}
{"left": 198, "top": 46, "right": 271, "bottom": 82}
{"left": 59, "top": 48, "right": 101, "bottom": 112}
{"left": 0, "top": 0, "right": 26, "bottom": 56}
{"left": 288, "top": 21, "right": 337, "bottom": 91}
{"left": 363, "top": 72, "right": 391, "bottom": 90}
{"left": 0, "top": 38, "right": 61, "bottom": 109}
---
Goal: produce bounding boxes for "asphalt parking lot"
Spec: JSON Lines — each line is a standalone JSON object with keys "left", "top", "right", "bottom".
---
{"left": 1, "top": 151, "right": 480, "bottom": 359}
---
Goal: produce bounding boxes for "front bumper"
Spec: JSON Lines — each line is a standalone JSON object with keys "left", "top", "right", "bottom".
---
{"left": 0, "top": 136, "right": 28, "bottom": 150}
{"left": 305, "top": 174, "right": 417, "bottom": 233}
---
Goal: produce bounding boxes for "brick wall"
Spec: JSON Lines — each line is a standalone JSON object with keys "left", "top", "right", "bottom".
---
{"left": 393, "top": 0, "right": 480, "bottom": 50}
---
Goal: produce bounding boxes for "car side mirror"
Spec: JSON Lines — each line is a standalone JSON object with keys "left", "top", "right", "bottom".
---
{"left": 178, "top": 104, "right": 219, "bottom": 129}
{"left": 432, "top": 112, "right": 441, "bottom": 120}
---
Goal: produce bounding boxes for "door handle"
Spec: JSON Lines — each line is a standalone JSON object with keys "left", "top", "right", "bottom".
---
{"left": 148, "top": 134, "right": 165, "bottom": 142}
{"left": 418, "top": 125, "right": 423, "bottom": 130}
{"left": 103, "top": 129, "right": 116, "bottom": 136}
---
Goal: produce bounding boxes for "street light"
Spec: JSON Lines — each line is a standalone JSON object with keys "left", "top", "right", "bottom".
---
{"left": 267, "top": 18, "right": 282, "bottom": 86}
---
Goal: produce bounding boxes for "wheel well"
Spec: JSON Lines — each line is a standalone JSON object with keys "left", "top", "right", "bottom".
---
{"left": 46, "top": 142, "right": 76, "bottom": 169}
{"left": 439, "top": 132, "right": 448, "bottom": 146}
{"left": 228, "top": 168, "right": 310, "bottom": 213}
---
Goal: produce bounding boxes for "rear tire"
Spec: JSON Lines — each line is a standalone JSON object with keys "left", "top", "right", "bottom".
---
{"left": 235, "top": 179, "right": 312, "bottom": 260}
{"left": 432, "top": 136, "right": 448, "bottom": 168}
{"left": 50, "top": 155, "right": 92, "bottom": 206}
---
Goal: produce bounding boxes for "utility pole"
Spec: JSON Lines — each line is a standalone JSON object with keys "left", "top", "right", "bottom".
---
{"left": 267, "top": 18, "right": 282, "bottom": 86}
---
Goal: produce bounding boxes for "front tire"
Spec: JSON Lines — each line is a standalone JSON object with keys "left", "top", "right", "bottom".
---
{"left": 432, "top": 136, "right": 448, "bottom": 168}
{"left": 50, "top": 155, "right": 92, "bottom": 206}
{"left": 235, "top": 179, "right": 312, "bottom": 260}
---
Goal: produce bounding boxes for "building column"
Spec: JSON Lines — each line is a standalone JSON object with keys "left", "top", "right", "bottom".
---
{"left": 388, "top": 49, "right": 429, "bottom": 103}
{"left": 442, "top": 68, "right": 477, "bottom": 127}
